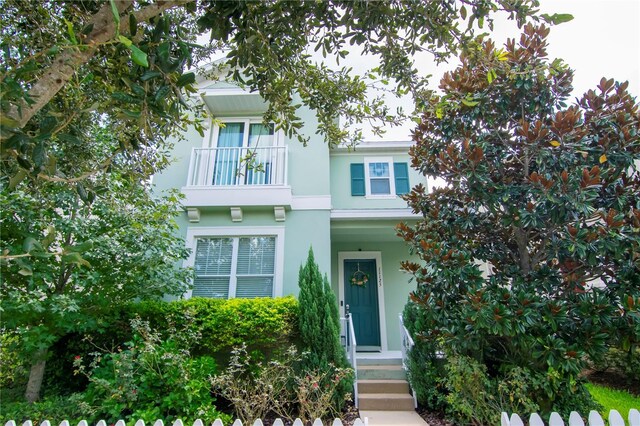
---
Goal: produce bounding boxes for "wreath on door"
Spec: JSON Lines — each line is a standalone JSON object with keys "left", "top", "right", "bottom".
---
{"left": 350, "top": 263, "right": 369, "bottom": 287}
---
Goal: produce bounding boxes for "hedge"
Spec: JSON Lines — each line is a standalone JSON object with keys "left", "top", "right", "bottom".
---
{"left": 43, "top": 296, "right": 299, "bottom": 395}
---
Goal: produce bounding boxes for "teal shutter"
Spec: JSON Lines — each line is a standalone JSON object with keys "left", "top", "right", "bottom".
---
{"left": 351, "top": 163, "right": 365, "bottom": 196}
{"left": 394, "top": 162, "right": 410, "bottom": 195}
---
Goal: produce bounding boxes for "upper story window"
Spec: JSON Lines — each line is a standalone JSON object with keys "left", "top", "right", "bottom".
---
{"left": 351, "top": 157, "right": 410, "bottom": 198}
{"left": 209, "top": 119, "right": 277, "bottom": 149}
{"left": 192, "top": 236, "right": 276, "bottom": 298}
{"left": 188, "top": 118, "right": 287, "bottom": 187}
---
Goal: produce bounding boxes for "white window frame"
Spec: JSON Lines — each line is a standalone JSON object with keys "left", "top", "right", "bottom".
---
{"left": 183, "top": 226, "right": 285, "bottom": 299}
{"left": 364, "top": 156, "right": 396, "bottom": 199}
{"left": 202, "top": 118, "right": 284, "bottom": 148}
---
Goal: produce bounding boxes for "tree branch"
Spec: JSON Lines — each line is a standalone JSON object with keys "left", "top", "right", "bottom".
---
{"left": 8, "top": 0, "right": 193, "bottom": 129}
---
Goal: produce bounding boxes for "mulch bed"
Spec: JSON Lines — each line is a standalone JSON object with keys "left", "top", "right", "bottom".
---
{"left": 583, "top": 369, "right": 640, "bottom": 396}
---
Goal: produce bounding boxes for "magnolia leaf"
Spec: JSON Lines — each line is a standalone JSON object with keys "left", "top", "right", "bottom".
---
{"left": 1, "top": 115, "right": 20, "bottom": 128}
{"left": 128, "top": 44, "right": 149, "bottom": 67}
{"left": 496, "top": 50, "right": 509, "bottom": 61}
{"left": 33, "top": 142, "right": 46, "bottom": 167}
{"left": 109, "top": 0, "right": 121, "bottom": 37}
{"left": 599, "top": 154, "right": 607, "bottom": 163}
{"left": 118, "top": 35, "right": 132, "bottom": 47}
{"left": 550, "top": 140, "right": 561, "bottom": 147}
{"left": 177, "top": 72, "right": 196, "bottom": 87}
{"left": 461, "top": 99, "right": 479, "bottom": 107}
{"left": 541, "top": 13, "right": 574, "bottom": 25}
{"left": 460, "top": 5, "right": 467, "bottom": 20}
{"left": 9, "top": 169, "right": 27, "bottom": 189}
{"left": 64, "top": 19, "right": 77, "bottom": 45}
{"left": 435, "top": 107, "right": 444, "bottom": 119}
{"left": 18, "top": 267, "right": 33, "bottom": 276}
{"left": 42, "top": 226, "right": 56, "bottom": 249}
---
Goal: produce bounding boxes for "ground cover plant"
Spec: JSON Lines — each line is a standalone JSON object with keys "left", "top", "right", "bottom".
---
{"left": 399, "top": 23, "right": 640, "bottom": 424}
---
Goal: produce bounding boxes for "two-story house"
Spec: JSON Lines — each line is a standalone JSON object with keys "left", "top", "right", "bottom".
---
{"left": 152, "top": 78, "right": 425, "bottom": 354}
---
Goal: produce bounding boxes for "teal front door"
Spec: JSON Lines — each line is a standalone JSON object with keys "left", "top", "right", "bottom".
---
{"left": 344, "top": 259, "right": 381, "bottom": 350}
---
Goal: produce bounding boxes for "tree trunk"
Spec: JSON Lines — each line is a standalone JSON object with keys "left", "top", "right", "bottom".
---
{"left": 25, "top": 348, "right": 48, "bottom": 403}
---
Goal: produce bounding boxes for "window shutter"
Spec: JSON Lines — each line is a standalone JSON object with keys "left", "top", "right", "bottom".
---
{"left": 394, "top": 162, "right": 410, "bottom": 195}
{"left": 351, "top": 163, "right": 365, "bottom": 196}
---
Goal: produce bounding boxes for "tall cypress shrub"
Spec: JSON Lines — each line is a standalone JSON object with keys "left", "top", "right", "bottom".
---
{"left": 298, "top": 248, "right": 351, "bottom": 405}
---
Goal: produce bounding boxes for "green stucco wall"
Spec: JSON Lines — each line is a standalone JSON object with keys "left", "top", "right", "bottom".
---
{"left": 173, "top": 208, "right": 331, "bottom": 298}
{"left": 329, "top": 152, "right": 424, "bottom": 210}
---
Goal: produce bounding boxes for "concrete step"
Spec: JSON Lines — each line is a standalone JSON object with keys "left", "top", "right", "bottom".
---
{"left": 358, "top": 393, "right": 415, "bottom": 411}
{"left": 357, "top": 364, "right": 406, "bottom": 380}
{"left": 358, "top": 379, "right": 410, "bottom": 394}
{"left": 357, "top": 357, "right": 403, "bottom": 366}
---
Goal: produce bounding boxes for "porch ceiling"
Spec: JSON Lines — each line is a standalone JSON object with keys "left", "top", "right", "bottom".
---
{"left": 201, "top": 90, "right": 268, "bottom": 116}
{"left": 330, "top": 219, "right": 412, "bottom": 243}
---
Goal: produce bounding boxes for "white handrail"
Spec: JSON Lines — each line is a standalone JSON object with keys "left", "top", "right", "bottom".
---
{"left": 340, "top": 314, "right": 358, "bottom": 408}
{"left": 398, "top": 313, "right": 417, "bottom": 409}
{"left": 185, "top": 146, "right": 287, "bottom": 187}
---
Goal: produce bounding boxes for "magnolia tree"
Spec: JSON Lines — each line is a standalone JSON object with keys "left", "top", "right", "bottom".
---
{"left": 399, "top": 24, "right": 640, "bottom": 417}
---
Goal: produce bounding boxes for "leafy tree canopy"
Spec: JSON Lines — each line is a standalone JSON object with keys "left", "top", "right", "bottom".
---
{"left": 0, "top": 0, "right": 548, "bottom": 186}
{"left": 399, "top": 24, "right": 639, "bottom": 416}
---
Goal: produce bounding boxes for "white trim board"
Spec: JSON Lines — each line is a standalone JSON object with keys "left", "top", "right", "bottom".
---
{"left": 338, "top": 251, "right": 388, "bottom": 352}
{"left": 183, "top": 226, "right": 285, "bottom": 299}
{"left": 331, "top": 209, "right": 420, "bottom": 220}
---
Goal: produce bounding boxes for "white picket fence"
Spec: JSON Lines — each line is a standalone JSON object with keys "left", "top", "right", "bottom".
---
{"left": 501, "top": 409, "right": 640, "bottom": 426}
{"left": 5, "top": 418, "right": 367, "bottom": 426}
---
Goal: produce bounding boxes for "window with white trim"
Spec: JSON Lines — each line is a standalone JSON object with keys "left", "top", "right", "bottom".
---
{"left": 192, "top": 236, "right": 276, "bottom": 298}
{"left": 350, "top": 157, "right": 410, "bottom": 198}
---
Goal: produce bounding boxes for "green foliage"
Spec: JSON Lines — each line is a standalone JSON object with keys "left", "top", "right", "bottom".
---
{"left": 0, "top": 394, "right": 90, "bottom": 424}
{"left": 592, "top": 347, "right": 640, "bottom": 383}
{"left": 0, "top": 125, "right": 191, "bottom": 401}
{"left": 399, "top": 23, "right": 640, "bottom": 420}
{"left": 72, "top": 317, "right": 230, "bottom": 423}
{"left": 41, "top": 296, "right": 299, "bottom": 394}
{"left": 0, "top": 332, "right": 28, "bottom": 400}
{"left": 586, "top": 383, "right": 640, "bottom": 418}
{"left": 298, "top": 248, "right": 352, "bottom": 409}
{"left": 0, "top": 0, "right": 543, "bottom": 187}
{"left": 121, "top": 296, "right": 299, "bottom": 356}
{"left": 211, "top": 344, "right": 352, "bottom": 423}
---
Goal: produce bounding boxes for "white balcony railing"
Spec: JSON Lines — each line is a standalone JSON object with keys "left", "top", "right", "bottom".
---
{"left": 186, "top": 146, "right": 288, "bottom": 187}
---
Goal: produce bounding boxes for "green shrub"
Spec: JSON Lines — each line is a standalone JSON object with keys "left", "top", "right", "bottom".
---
{"left": 0, "top": 394, "right": 91, "bottom": 424}
{"left": 211, "top": 344, "right": 352, "bottom": 423}
{"left": 43, "top": 296, "right": 299, "bottom": 393}
{"left": 406, "top": 342, "right": 446, "bottom": 411}
{"left": 298, "top": 248, "right": 352, "bottom": 410}
{"left": 0, "top": 332, "right": 28, "bottom": 402}
{"left": 75, "top": 317, "right": 231, "bottom": 423}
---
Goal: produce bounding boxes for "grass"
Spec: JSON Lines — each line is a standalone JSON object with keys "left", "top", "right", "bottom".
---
{"left": 586, "top": 383, "right": 640, "bottom": 419}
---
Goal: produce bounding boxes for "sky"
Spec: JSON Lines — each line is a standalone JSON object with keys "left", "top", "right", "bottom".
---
{"left": 359, "top": 0, "right": 640, "bottom": 141}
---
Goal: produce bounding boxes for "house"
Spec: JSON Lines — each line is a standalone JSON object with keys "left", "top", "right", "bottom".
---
{"left": 152, "top": 78, "right": 425, "bottom": 355}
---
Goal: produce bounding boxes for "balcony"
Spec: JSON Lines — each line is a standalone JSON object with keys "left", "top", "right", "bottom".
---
{"left": 182, "top": 146, "right": 292, "bottom": 208}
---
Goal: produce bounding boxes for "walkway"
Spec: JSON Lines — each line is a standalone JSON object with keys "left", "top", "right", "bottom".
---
{"left": 359, "top": 410, "right": 429, "bottom": 426}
